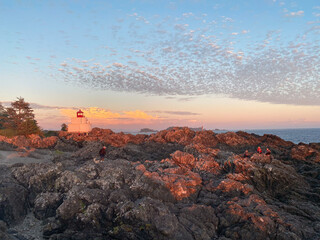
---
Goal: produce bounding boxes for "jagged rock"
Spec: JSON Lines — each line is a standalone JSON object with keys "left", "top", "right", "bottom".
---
{"left": 0, "top": 141, "right": 16, "bottom": 151}
{"left": 0, "top": 135, "right": 57, "bottom": 149}
{"left": 56, "top": 186, "right": 109, "bottom": 228}
{"left": 71, "top": 141, "right": 104, "bottom": 160}
{"left": 291, "top": 143, "right": 320, "bottom": 163}
{"left": 0, "top": 220, "right": 12, "bottom": 240}
{"left": 34, "top": 192, "right": 63, "bottom": 220}
{"left": 216, "top": 131, "right": 251, "bottom": 146}
{"left": 192, "top": 130, "right": 219, "bottom": 148}
{"left": 0, "top": 166, "right": 28, "bottom": 226}
{"left": 54, "top": 138, "right": 79, "bottom": 152}
{"left": 170, "top": 150, "right": 220, "bottom": 174}
{"left": 55, "top": 170, "right": 87, "bottom": 193}
{"left": 27, "top": 134, "right": 54, "bottom": 149}
{"left": 11, "top": 163, "right": 62, "bottom": 205}
{"left": 216, "top": 194, "right": 282, "bottom": 240}
{"left": 42, "top": 217, "right": 65, "bottom": 237}
{"left": 115, "top": 197, "right": 191, "bottom": 239}
{"left": 178, "top": 204, "right": 218, "bottom": 240}
{"left": 0, "top": 128, "right": 319, "bottom": 239}
{"left": 148, "top": 127, "right": 195, "bottom": 145}
{"left": 135, "top": 157, "right": 202, "bottom": 201}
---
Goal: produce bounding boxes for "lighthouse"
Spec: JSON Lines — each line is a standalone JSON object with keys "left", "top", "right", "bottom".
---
{"left": 67, "top": 110, "right": 92, "bottom": 133}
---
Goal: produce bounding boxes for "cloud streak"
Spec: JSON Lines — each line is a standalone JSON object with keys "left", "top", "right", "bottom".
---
{"left": 150, "top": 111, "right": 201, "bottom": 116}
{"left": 285, "top": 10, "right": 304, "bottom": 17}
{"left": 60, "top": 107, "right": 158, "bottom": 121}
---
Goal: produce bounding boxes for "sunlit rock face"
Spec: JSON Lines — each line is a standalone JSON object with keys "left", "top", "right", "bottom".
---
{"left": 1, "top": 127, "right": 320, "bottom": 240}
{"left": 67, "top": 110, "right": 92, "bottom": 133}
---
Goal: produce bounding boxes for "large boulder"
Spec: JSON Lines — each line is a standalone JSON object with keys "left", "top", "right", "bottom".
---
{"left": 54, "top": 139, "right": 79, "bottom": 152}
{"left": 29, "top": 135, "right": 58, "bottom": 148}
{"left": 33, "top": 192, "right": 63, "bottom": 220}
{"left": 0, "top": 166, "right": 28, "bottom": 226}
{"left": 291, "top": 144, "right": 320, "bottom": 163}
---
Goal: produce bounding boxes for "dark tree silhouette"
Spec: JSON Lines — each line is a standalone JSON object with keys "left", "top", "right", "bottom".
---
{"left": 0, "top": 103, "right": 8, "bottom": 129}
{"left": 4, "top": 97, "right": 40, "bottom": 135}
{"left": 61, "top": 123, "right": 68, "bottom": 131}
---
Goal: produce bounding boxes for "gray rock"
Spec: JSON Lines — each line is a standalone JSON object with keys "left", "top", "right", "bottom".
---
{"left": 0, "top": 166, "right": 28, "bottom": 226}
{"left": 34, "top": 192, "right": 63, "bottom": 220}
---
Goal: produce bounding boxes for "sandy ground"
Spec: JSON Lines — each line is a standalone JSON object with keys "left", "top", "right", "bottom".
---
{"left": 0, "top": 149, "right": 53, "bottom": 166}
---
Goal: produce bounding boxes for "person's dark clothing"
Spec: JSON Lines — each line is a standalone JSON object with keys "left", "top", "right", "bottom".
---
{"left": 99, "top": 148, "right": 106, "bottom": 158}
{"left": 266, "top": 149, "right": 271, "bottom": 155}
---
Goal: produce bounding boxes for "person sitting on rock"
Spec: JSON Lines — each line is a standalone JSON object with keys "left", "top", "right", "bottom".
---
{"left": 244, "top": 150, "right": 250, "bottom": 158}
{"left": 257, "top": 146, "right": 262, "bottom": 154}
{"left": 265, "top": 148, "right": 271, "bottom": 156}
{"left": 99, "top": 146, "right": 107, "bottom": 161}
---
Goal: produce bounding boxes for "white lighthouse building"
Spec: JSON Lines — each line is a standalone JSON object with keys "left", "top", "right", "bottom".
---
{"left": 68, "top": 110, "right": 92, "bottom": 133}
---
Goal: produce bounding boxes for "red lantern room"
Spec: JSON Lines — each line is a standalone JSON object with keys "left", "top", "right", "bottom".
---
{"left": 77, "top": 109, "right": 84, "bottom": 118}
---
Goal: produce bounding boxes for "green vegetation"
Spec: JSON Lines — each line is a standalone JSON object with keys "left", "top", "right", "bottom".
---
{"left": 43, "top": 130, "right": 59, "bottom": 137}
{"left": 80, "top": 200, "right": 87, "bottom": 213}
{"left": 0, "top": 97, "right": 41, "bottom": 137}
{"left": 112, "top": 226, "right": 119, "bottom": 235}
{"left": 53, "top": 150, "right": 64, "bottom": 156}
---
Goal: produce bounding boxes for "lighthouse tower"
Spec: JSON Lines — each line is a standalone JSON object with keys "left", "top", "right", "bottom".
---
{"left": 68, "top": 110, "right": 92, "bottom": 133}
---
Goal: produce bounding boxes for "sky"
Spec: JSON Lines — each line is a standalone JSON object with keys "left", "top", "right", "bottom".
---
{"left": 1, "top": 0, "right": 320, "bottom": 131}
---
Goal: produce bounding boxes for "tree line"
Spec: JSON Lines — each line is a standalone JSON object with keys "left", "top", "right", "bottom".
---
{"left": 0, "top": 97, "right": 41, "bottom": 136}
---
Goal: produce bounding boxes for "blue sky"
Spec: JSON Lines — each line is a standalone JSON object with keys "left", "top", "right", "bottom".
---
{"left": 1, "top": 0, "right": 320, "bottom": 130}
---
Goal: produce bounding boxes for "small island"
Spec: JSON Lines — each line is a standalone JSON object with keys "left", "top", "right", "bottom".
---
{"left": 139, "top": 128, "right": 158, "bottom": 133}
{"left": 166, "top": 126, "right": 205, "bottom": 132}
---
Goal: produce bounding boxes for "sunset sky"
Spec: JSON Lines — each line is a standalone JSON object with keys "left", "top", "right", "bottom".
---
{"left": 1, "top": 0, "right": 320, "bottom": 131}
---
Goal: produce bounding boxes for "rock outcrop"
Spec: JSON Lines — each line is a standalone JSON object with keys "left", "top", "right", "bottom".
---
{"left": 0, "top": 128, "right": 319, "bottom": 239}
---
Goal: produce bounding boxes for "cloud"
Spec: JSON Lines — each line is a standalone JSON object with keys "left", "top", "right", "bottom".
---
{"left": 150, "top": 111, "right": 201, "bottom": 116}
{"left": 54, "top": 11, "right": 320, "bottom": 106}
{"left": 60, "top": 107, "right": 157, "bottom": 121}
{"left": 60, "top": 108, "right": 121, "bottom": 119}
{"left": 285, "top": 10, "right": 304, "bottom": 17}
{"left": 123, "top": 110, "right": 158, "bottom": 120}
{"left": 31, "top": 103, "right": 77, "bottom": 110}
{"left": 1, "top": 102, "right": 76, "bottom": 110}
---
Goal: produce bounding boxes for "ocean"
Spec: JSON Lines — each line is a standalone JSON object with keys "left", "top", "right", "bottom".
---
{"left": 215, "top": 128, "right": 320, "bottom": 144}
{"left": 129, "top": 128, "right": 320, "bottom": 144}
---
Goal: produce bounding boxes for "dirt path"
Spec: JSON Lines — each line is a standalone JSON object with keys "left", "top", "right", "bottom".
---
{"left": 0, "top": 149, "right": 53, "bottom": 166}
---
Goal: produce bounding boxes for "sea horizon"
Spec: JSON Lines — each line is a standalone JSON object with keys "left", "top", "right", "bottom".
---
{"left": 118, "top": 127, "right": 320, "bottom": 145}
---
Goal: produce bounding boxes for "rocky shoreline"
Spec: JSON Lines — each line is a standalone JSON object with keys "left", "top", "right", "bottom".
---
{"left": 0, "top": 127, "right": 319, "bottom": 239}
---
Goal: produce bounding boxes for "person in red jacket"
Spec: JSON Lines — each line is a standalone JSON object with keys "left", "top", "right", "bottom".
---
{"left": 257, "top": 146, "right": 262, "bottom": 154}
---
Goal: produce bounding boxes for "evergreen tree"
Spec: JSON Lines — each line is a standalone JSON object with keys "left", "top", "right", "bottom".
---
{"left": 18, "top": 119, "right": 41, "bottom": 136}
{"left": 61, "top": 123, "right": 68, "bottom": 131}
{"left": 5, "top": 97, "right": 40, "bottom": 135}
{"left": 5, "top": 97, "right": 35, "bottom": 129}
{"left": 0, "top": 103, "right": 8, "bottom": 129}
